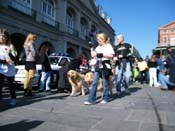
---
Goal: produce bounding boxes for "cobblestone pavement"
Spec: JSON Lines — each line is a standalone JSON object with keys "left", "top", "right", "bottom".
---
{"left": 0, "top": 83, "right": 175, "bottom": 131}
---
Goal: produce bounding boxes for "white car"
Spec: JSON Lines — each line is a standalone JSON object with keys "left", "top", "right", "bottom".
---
{"left": 15, "top": 55, "right": 73, "bottom": 87}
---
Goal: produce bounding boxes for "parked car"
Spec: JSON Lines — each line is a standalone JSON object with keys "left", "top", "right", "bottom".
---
{"left": 14, "top": 55, "right": 73, "bottom": 87}
{"left": 49, "top": 55, "right": 72, "bottom": 66}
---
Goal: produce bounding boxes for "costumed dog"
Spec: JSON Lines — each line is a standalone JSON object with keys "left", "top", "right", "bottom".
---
{"left": 67, "top": 70, "right": 89, "bottom": 96}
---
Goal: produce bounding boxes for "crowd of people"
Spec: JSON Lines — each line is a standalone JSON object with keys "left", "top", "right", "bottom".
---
{"left": 134, "top": 49, "right": 175, "bottom": 91}
{"left": 0, "top": 28, "right": 175, "bottom": 106}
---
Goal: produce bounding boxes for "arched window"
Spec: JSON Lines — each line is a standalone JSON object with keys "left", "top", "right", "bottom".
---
{"left": 89, "top": 25, "right": 96, "bottom": 37}
{"left": 80, "top": 17, "right": 88, "bottom": 39}
{"left": 66, "top": 7, "right": 76, "bottom": 35}
{"left": 41, "top": 0, "right": 55, "bottom": 26}
{"left": 41, "top": 0, "right": 55, "bottom": 18}
{"left": 66, "top": 7, "right": 75, "bottom": 29}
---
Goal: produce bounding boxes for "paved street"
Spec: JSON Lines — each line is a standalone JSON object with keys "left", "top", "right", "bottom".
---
{"left": 0, "top": 83, "right": 175, "bottom": 131}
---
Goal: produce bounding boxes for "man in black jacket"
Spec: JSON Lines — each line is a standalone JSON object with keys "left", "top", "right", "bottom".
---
{"left": 113, "top": 34, "right": 132, "bottom": 95}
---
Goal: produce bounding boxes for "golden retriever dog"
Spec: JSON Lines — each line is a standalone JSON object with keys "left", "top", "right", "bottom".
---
{"left": 67, "top": 70, "right": 89, "bottom": 96}
{"left": 84, "top": 72, "right": 103, "bottom": 92}
{"left": 84, "top": 72, "right": 113, "bottom": 95}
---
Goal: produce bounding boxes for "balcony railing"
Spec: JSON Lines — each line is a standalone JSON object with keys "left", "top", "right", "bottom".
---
{"left": 79, "top": 33, "right": 87, "bottom": 40}
{"left": 65, "top": 26, "right": 79, "bottom": 37}
{"left": 40, "top": 13, "right": 59, "bottom": 29}
{"left": 159, "top": 43, "right": 169, "bottom": 46}
{"left": 8, "top": 0, "right": 36, "bottom": 18}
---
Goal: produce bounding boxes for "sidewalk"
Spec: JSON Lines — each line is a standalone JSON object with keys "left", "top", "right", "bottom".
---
{"left": 0, "top": 83, "right": 175, "bottom": 131}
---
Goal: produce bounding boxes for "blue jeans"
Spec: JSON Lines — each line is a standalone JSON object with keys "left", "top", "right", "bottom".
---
{"left": 39, "top": 71, "right": 52, "bottom": 91}
{"left": 115, "top": 62, "right": 131, "bottom": 93}
{"left": 158, "top": 72, "right": 175, "bottom": 89}
{"left": 88, "top": 71, "right": 109, "bottom": 103}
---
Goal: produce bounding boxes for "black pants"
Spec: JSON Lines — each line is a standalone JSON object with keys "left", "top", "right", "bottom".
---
{"left": 140, "top": 70, "right": 148, "bottom": 84}
{"left": 0, "top": 73, "right": 16, "bottom": 99}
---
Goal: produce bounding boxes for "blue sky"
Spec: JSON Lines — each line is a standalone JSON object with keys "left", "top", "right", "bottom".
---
{"left": 95, "top": 0, "right": 175, "bottom": 58}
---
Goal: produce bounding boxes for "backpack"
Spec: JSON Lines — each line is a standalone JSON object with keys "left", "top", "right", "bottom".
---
{"left": 18, "top": 48, "right": 26, "bottom": 64}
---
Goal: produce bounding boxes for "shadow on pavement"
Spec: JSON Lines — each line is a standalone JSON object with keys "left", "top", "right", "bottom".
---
{"left": 0, "top": 120, "right": 43, "bottom": 131}
{"left": 110, "top": 86, "right": 142, "bottom": 101}
{"left": 0, "top": 89, "right": 70, "bottom": 112}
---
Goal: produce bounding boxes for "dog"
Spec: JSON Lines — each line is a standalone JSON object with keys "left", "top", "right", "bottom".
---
{"left": 84, "top": 71, "right": 113, "bottom": 95}
{"left": 84, "top": 71, "right": 103, "bottom": 92}
{"left": 67, "top": 70, "right": 89, "bottom": 96}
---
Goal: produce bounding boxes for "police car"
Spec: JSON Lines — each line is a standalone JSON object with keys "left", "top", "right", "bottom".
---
{"left": 15, "top": 55, "right": 73, "bottom": 87}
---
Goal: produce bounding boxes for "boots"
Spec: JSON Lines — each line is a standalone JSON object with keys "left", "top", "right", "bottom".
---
{"left": 27, "top": 90, "right": 33, "bottom": 96}
{"left": 23, "top": 89, "right": 28, "bottom": 97}
{"left": 24, "top": 89, "right": 33, "bottom": 97}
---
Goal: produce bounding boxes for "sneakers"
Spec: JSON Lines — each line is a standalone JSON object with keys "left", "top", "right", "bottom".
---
{"left": 84, "top": 101, "right": 95, "bottom": 105}
{"left": 100, "top": 100, "right": 108, "bottom": 104}
{"left": 10, "top": 99, "right": 17, "bottom": 106}
{"left": 84, "top": 100, "right": 108, "bottom": 105}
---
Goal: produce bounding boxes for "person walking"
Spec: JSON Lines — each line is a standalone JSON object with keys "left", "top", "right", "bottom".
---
{"left": 23, "top": 33, "right": 38, "bottom": 96}
{"left": 84, "top": 32, "right": 114, "bottom": 105}
{"left": 0, "top": 29, "right": 17, "bottom": 105}
{"left": 137, "top": 57, "right": 148, "bottom": 84}
{"left": 39, "top": 44, "right": 52, "bottom": 92}
{"left": 147, "top": 54, "right": 159, "bottom": 87}
{"left": 158, "top": 67, "right": 175, "bottom": 90}
{"left": 113, "top": 34, "right": 132, "bottom": 95}
{"left": 166, "top": 49, "right": 175, "bottom": 89}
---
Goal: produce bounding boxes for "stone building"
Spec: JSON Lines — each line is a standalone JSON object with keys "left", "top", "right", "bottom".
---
{"left": 0, "top": 0, "right": 115, "bottom": 60}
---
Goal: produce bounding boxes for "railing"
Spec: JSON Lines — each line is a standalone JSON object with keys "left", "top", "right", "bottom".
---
{"left": 79, "top": 33, "right": 87, "bottom": 40}
{"left": 40, "top": 13, "right": 59, "bottom": 29}
{"left": 65, "top": 25, "right": 79, "bottom": 37}
{"left": 8, "top": 0, "right": 36, "bottom": 18}
{"left": 159, "top": 43, "right": 169, "bottom": 46}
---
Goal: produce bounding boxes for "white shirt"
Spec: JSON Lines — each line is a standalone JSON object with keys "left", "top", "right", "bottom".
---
{"left": 0, "top": 45, "right": 16, "bottom": 77}
{"left": 95, "top": 43, "right": 115, "bottom": 61}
